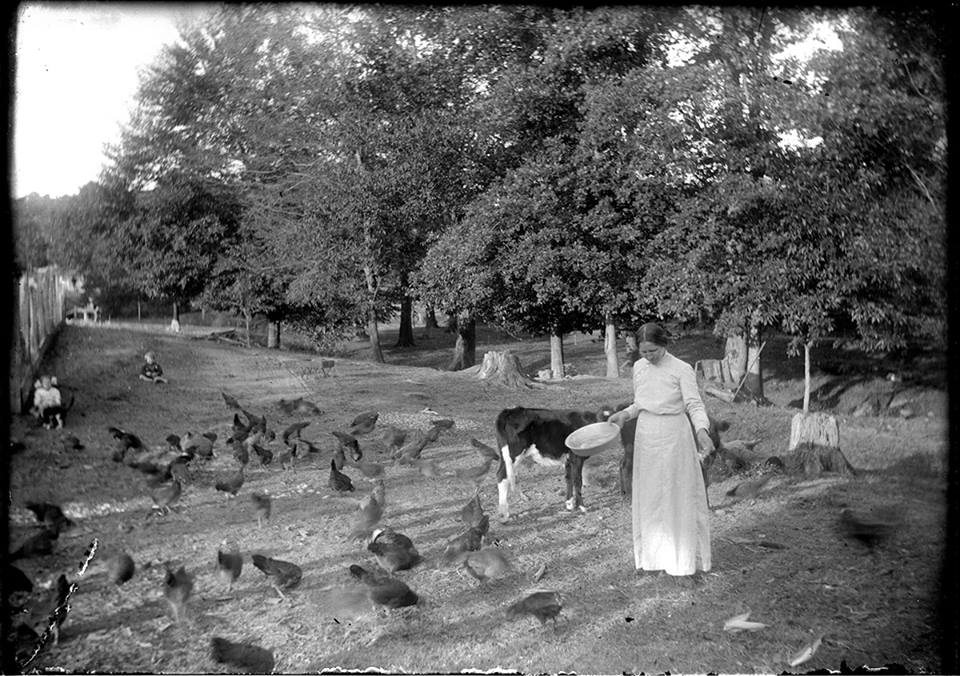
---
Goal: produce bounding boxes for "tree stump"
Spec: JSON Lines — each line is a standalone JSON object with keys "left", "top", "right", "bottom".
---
{"left": 476, "top": 351, "right": 542, "bottom": 389}
{"left": 786, "top": 412, "right": 856, "bottom": 477}
{"left": 788, "top": 412, "right": 839, "bottom": 451}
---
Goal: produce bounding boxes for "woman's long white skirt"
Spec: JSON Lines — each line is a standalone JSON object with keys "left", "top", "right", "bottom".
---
{"left": 631, "top": 411, "right": 711, "bottom": 575}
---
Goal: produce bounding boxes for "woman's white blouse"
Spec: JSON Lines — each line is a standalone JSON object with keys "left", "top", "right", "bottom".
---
{"left": 624, "top": 351, "right": 710, "bottom": 432}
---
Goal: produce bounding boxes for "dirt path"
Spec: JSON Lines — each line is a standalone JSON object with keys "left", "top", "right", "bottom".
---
{"left": 8, "top": 324, "right": 947, "bottom": 673}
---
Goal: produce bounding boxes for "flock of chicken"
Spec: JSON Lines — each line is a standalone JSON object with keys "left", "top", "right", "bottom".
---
{"left": 6, "top": 390, "right": 564, "bottom": 673}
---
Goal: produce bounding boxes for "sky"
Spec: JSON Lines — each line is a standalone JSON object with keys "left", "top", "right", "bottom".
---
{"left": 12, "top": 3, "right": 210, "bottom": 199}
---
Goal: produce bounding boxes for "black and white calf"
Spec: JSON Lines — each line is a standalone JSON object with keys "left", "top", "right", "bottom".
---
{"left": 494, "top": 406, "right": 612, "bottom": 522}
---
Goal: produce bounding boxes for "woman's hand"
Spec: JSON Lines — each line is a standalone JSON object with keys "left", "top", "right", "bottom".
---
{"left": 607, "top": 410, "right": 632, "bottom": 428}
{"left": 696, "top": 429, "right": 715, "bottom": 455}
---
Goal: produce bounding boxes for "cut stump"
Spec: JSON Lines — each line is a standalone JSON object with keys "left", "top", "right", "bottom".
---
{"left": 476, "top": 351, "right": 543, "bottom": 389}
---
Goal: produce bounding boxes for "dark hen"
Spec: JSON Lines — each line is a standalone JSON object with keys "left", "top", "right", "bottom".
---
{"left": 459, "top": 489, "right": 484, "bottom": 527}
{"left": 251, "top": 443, "right": 273, "bottom": 467}
{"left": 151, "top": 480, "right": 182, "bottom": 515}
{"left": 460, "top": 548, "right": 513, "bottom": 582}
{"left": 217, "top": 546, "right": 243, "bottom": 590}
{"left": 332, "top": 431, "right": 362, "bottom": 462}
{"left": 251, "top": 492, "right": 272, "bottom": 528}
{"left": 251, "top": 554, "right": 302, "bottom": 598}
{"left": 163, "top": 565, "right": 194, "bottom": 623}
{"left": 349, "top": 411, "right": 379, "bottom": 436}
{"left": 839, "top": 506, "right": 899, "bottom": 548}
{"left": 215, "top": 468, "right": 245, "bottom": 497}
{"left": 210, "top": 637, "right": 275, "bottom": 674}
{"left": 443, "top": 514, "right": 490, "bottom": 563}
{"left": 25, "top": 502, "right": 74, "bottom": 533}
{"left": 221, "top": 392, "right": 242, "bottom": 410}
{"left": 10, "top": 527, "right": 58, "bottom": 561}
{"left": 506, "top": 590, "right": 563, "bottom": 625}
{"left": 367, "top": 527, "right": 422, "bottom": 573}
{"left": 109, "top": 553, "right": 136, "bottom": 586}
{"left": 232, "top": 438, "right": 249, "bottom": 468}
{"left": 282, "top": 421, "right": 310, "bottom": 448}
{"left": 329, "top": 459, "right": 355, "bottom": 493}
{"left": 348, "top": 564, "right": 418, "bottom": 608}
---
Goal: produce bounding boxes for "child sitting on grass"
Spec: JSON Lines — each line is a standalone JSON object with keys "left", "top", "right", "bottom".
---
{"left": 31, "top": 374, "right": 64, "bottom": 427}
{"left": 139, "top": 351, "right": 168, "bottom": 384}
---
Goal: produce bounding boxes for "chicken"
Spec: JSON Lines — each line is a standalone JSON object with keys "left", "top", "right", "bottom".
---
{"left": 217, "top": 545, "right": 243, "bottom": 591}
{"left": 371, "top": 480, "right": 386, "bottom": 509}
{"left": 348, "top": 564, "right": 418, "bottom": 608}
{"left": 251, "top": 492, "right": 272, "bottom": 528}
{"left": 108, "top": 553, "right": 136, "bottom": 586}
{"left": 251, "top": 443, "right": 273, "bottom": 467}
{"left": 470, "top": 437, "right": 501, "bottom": 462}
{"left": 459, "top": 489, "right": 485, "bottom": 527}
{"left": 351, "top": 489, "right": 384, "bottom": 539}
{"left": 332, "top": 444, "right": 347, "bottom": 471}
{"left": 277, "top": 446, "right": 294, "bottom": 471}
{"left": 423, "top": 425, "right": 443, "bottom": 444}
{"left": 394, "top": 430, "right": 429, "bottom": 461}
{"left": 151, "top": 480, "right": 182, "bottom": 515}
{"left": 282, "top": 421, "right": 310, "bottom": 448}
{"left": 25, "top": 502, "right": 75, "bottom": 533}
{"left": 460, "top": 548, "right": 513, "bottom": 583}
{"left": 443, "top": 514, "right": 490, "bottom": 563}
{"left": 332, "top": 431, "right": 362, "bottom": 462}
{"left": 163, "top": 565, "right": 194, "bottom": 624}
{"left": 329, "top": 459, "right": 355, "bottom": 493}
{"left": 165, "top": 434, "right": 182, "bottom": 453}
{"left": 381, "top": 426, "right": 407, "bottom": 453}
{"left": 349, "top": 411, "right": 379, "bottom": 436}
{"left": 181, "top": 432, "right": 214, "bottom": 460}
{"left": 109, "top": 426, "right": 144, "bottom": 462}
{"left": 61, "top": 434, "right": 84, "bottom": 452}
{"left": 242, "top": 409, "right": 266, "bottom": 433}
{"left": 251, "top": 554, "right": 302, "bottom": 598}
{"left": 367, "top": 527, "right": 422, "bottom": 573}
{"left": 232, "top": 438, "right": 249, "bottom": 468}
{"left": 221, "top": 391, "right": 242, "bottom": 410}
{"left": 346, "top": 457, "right": 385, "bottom": 480}
{"left": 839, "top": 506, "right": 899, "bottom": 548}
{"left": 215, "top": 468, "right": 245, "bottom": 497}
{"left": 231, "top": 414, "right": 252, "bottom": 443}
{"left": 506, "top": 590, "right": 563, "bottom": 626}
{"left": 169, "top": 456, "right": 192, "bottom": 484}
{"left": 430, "top": 418, "right": 456, "bottom": 431}
{"left": 10, "top": 527, "right": 59, "bottom": 561}
{"left": 726, "top": 474, "right": 772, "bottom": 501}
{"left": 210, "top": 637, "right": 275, "bottom": 674}
{"left": 454, "top": 457, "right": 494, "bottom": 486}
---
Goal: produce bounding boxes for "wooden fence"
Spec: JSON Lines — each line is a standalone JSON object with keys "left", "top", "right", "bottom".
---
{"left": 9, "top": 266, "right": 68, "bottom": 413}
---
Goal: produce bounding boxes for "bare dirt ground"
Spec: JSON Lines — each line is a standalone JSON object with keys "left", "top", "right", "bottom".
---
{"left": 6, "top": 320, "right": 949, "bottom": 674}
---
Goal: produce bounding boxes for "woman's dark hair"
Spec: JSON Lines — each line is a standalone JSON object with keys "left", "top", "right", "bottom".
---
{"left": 636, "top": 322, "right": 669, "bottom": 347}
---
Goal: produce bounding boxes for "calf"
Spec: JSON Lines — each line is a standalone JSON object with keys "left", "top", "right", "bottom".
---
{"left": 617, "top": 405, "right": 728, "bottom": 498}
{"left": 494, "top": 406, "right": 612, "bottom": 522}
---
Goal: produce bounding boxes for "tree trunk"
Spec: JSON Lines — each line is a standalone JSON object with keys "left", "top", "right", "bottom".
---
{"left": 424, "top": 305, "right": 439, "bottom": 329}
{"left": 445, "top": 312, "right": 458, "bottom": 333}
{"left": 447, "top": 311, "right": 476, "bottom": 371}
{"left": 367, "top": 306, "right": 384, "bottom": 363}
{"left": 267, "top": 320, "right": 281, "bottom": 349}
{"left": 243, "top": 310, "right": 252, "bottom": 347}
{"left": 604, "top": 318, "right": 619, "bottom": 378}
{"left": 173, "top": 301, "right": 180, "bottom": 322}
{"left": 362, "top": 263, "right": 384, "bottom": 363}
{"left": 137, "top": 297, "right": 141, "bottom": 323}
{"left": 741, "top": 324, "right": 767, "bottom": 403}
{"left": 789, "top": 412, "right": 839, "bottom": 451}
{"left": 724, "top": 333, "right": 747, "bottom": 389}
{"left": 550, "top": 330, "right": 565, "bottom": 379}
{"left": 803, "top": 340, "right": 812, "bottom": 414}
{"left": 624, "top": 333, "right": 639, "bottom": 372}
{"left": 477, "top": 350, "right": 542, "bottom": 388}
{"left": 395, "top": 295, "right": 415, "bottom": 347}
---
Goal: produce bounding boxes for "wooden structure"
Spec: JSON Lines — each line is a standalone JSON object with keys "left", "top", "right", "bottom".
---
{"left": 66, "top": 300, "right": 101, "bottom": 323}
{"left": 10, "top": 267, "right": 68, "bottom": 413}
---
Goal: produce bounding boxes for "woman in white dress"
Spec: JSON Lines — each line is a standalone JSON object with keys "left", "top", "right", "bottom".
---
{"left": 608, "top": 323, "right": 714, "bottom": 580}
